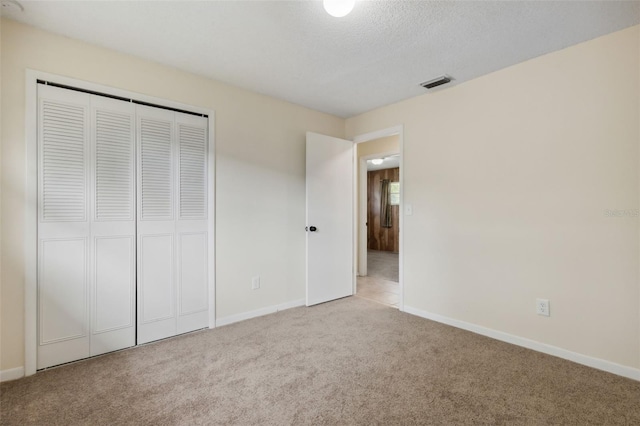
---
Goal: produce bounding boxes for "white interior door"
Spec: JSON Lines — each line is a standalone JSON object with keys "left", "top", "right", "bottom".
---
{"left": 37, "top": 85, "right": 91, "bottom": 369}
{"left": 37, "top": 85, "right": 136, "bottom": 369}
{"left": 36, "top": 83, "right": 211, "bottom": 367}
{"left": 90, "top": 95, "right": 136, "bottom": 356}
{"left": 137, "top": 106, "right": 209, "bottom": 344}
{"left": 306, "top": 132, "right": 354, "bottom": 306}
{"left": 136, "top": 105, "right": 177, "bottom": 344}
{"left": 175, "top": 112, "right": 209, "bottom": 334}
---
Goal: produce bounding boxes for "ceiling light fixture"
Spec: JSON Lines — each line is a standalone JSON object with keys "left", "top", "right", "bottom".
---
{"left": 323, "top": 0, "right": 355, "bottom": 18}
{"left": 1, "top": 0, "right": 24, "bottom": 13}
{"left": 371, "top": 158, "right": 384, "bottom": 165}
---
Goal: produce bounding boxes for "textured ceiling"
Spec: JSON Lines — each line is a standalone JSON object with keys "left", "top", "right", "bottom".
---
{"left": 3, "top": 1, "right": 639, "bottom": 118}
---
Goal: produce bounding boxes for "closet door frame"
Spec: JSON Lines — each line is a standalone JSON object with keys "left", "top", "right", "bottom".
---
{"left": 24, "top": 70, "right": 216, "bottom": 377}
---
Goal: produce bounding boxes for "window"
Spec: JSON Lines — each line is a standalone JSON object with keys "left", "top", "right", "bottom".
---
{"left": 389, "top": 181, "right": 400, "bottom": 205}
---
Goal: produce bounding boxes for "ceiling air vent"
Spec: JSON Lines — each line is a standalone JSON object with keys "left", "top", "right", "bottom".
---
{"left": 420, "top": 76, "right": 452, "bottom": 90}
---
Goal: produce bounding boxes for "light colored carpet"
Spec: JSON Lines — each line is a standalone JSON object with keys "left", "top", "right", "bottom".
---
{"left": 2, "top": 297, "right": 639, "bottom": 425}
{"left": 367, "top": 250, "right": 398, "bottom": 282}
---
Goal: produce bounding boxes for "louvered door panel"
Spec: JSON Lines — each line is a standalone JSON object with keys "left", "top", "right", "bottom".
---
{"left": 95, "top": 109, "right": 134, "bottom": 221}
{"left": 178, "top": 124, "right": 207, "bottom": 219}
{"left": 90, "top": 95, "right": 136, "bottom": 357}
{"left": 37, "top": 84, "right": 91, "bottom": 369}
{"left": 175, "top": 113, "right": 210, "bottom": 335}
{"left": 136, "top": 106, "right": 177, "bottom": 344}
{"left": 140, "top": 117, "right": 173, "bottom": 221}
{"left": 41, "top": 99, "right": 87, "bottom": 222}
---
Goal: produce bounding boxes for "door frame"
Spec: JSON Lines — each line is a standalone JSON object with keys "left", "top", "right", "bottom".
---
{"left": 357, "top": 150, "right": 400, "bottom": 277}
{"left": 352, "top": 125, "right": 404, "bottom": 311}
{"left": 24, "top": 69, "right": 216, "bottom": 376}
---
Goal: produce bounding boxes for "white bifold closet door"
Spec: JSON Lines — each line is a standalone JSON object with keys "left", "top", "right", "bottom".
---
{"left": 37, "top": 85, "right": 136, "bottom": 369}
{"left": 136, "top": 105, "right": 209, "bottom": 344}
{"left": 37, "top": 85, "right": 210, "bottom": 369}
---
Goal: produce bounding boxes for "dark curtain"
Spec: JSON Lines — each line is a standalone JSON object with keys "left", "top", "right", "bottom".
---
{"left": 380, "top": 179, "right": 392, "bottom": 228}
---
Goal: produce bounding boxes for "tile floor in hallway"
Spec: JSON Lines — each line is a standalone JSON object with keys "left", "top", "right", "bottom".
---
{"left": 356, "top": 250, "right": 399, "bottom": 308}
{"left": 356, "top": 275, "right": 399, "bottom": 308}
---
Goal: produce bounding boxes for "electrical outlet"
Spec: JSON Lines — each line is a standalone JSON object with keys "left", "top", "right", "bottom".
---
{"left": 251, "top": 276, "right": 260, "bottom": 290}
{"left": 536, "top": 298, "right": 550, "bottom": 316}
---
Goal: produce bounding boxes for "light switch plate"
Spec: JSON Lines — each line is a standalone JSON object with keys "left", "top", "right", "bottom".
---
{"left": 405, "top": 204, "right": 413, "bottom": 215}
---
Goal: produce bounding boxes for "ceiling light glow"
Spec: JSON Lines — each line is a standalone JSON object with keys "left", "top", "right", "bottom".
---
{"left": 323, "top": 0, "right": 355, "bottom": 18}
{"left": 371, "top": 158, "right": 384, "bottom": 165}
{"left": 1, "top": 0, "right": 24, "bottom": 13}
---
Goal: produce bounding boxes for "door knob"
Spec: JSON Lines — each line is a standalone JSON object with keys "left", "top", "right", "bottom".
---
{"left": 305, "top": 226, "right": 318, "bottom": 232}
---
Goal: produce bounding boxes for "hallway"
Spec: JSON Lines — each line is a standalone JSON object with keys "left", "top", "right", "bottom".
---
{"left": 356, "top": 250, "right": 399, "bottom": 308}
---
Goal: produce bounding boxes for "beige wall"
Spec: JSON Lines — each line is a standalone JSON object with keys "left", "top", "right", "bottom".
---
{"left": 347, "top": 26, "right": 640, "bottom": 369}
{"left": 0, "top": 19, "right": 344, "bottom": 371}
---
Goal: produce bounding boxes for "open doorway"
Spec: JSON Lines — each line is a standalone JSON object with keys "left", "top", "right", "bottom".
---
{"left": 354, "top": 132, "right": 401, "bottom": 308}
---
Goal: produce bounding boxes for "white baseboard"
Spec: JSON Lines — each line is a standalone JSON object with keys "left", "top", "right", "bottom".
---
{"left": 0, "top": 366, "right": 25, "bottom": 382}
{"left": 403, "top": 305, "right": 640, "bottom": 382}
{"left": 216, "top": 299, "right": 305, "bottom": 327}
